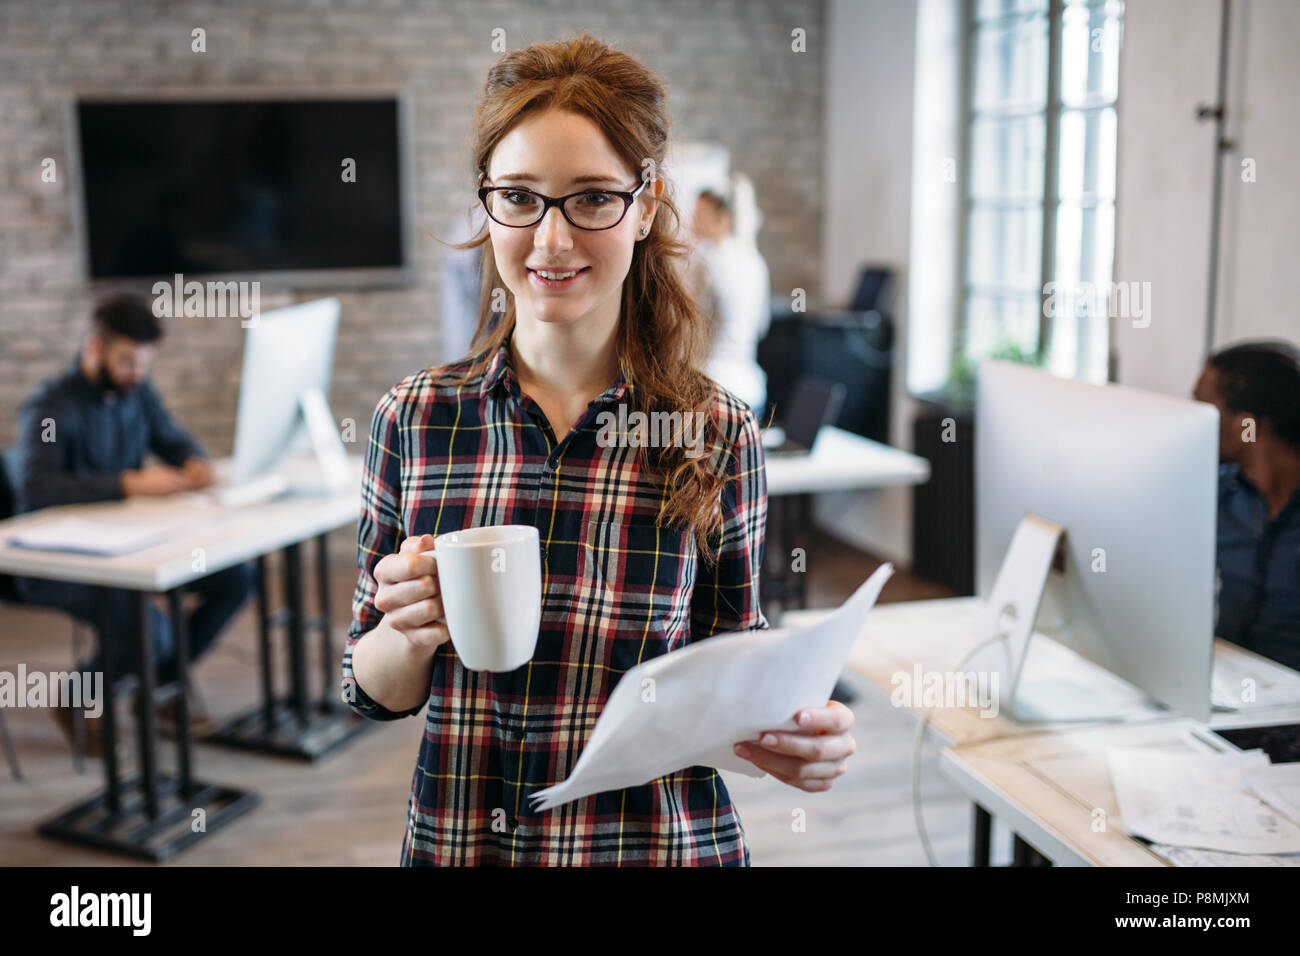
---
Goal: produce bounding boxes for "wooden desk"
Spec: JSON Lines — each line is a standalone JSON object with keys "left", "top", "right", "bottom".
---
{"left": 937, "top": 718, "right": 1243, "bottom": 867}
{"left": 783, "top": 596, "right": 1300, "bottom": 865}
{"left": 783, "top": 597, "right": 1150, "bottom": 746}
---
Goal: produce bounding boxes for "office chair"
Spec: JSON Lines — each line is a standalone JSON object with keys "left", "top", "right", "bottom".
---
{"left": 0, "top": 445, "right": 25, "bottom": 779}
{"left": 0, "top": 443, "right": 94, "bottom": 778}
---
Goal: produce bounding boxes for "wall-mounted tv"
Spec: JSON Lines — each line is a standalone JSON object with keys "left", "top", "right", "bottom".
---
{"left": 73, "top": 93, "right": 411, "bottom": 287}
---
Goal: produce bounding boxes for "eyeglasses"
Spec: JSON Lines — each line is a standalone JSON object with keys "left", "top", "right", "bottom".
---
{"left": 478, "top": 179, "right": 649, "bottom": 231}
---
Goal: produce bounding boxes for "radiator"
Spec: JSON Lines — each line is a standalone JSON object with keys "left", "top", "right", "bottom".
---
{"left": 911, "top": 402, "right": 975, "bottom": 595}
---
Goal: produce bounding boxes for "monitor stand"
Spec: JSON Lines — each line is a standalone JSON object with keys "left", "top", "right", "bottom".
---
{"left": 965, "top": 514, "right": 1164, "bottom": 725}
{"left": 278, "top": 386, "right": 352, "bottom": 495}
{"left": 965, "top": 514, "right": 1062, "bottom": 707}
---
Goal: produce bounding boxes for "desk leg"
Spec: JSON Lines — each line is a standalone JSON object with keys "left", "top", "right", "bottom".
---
{"left": 317, "top": 533, "right": 334, "bottom": 715}
{"left": 1012, "top": 834, "right": 1052, "bottom": 866}
{"left": 94, "top": 587, "right": 121, "bottom": 815}
{"left": 133, "top": 591, "right": 160, "bottom": 820}
{"left": 166, "top": 589, "right": 194, "bottom": 800}
{"left": 256, "top": 555, "right": 274, "bottom": 733}
{"left": 204, "top": 538, "right": 373, "bottom": 761}
{"left": 763, "top": 495, "right": 796, "bottom": 619}
{"left": 972, "top": 803, "right": 992, "bottom": 867}
{"left": 38, "top": 587, "right": 259, "bottom": 861}
{"left": 794, "top": 493, "right": 810, "bottom": 610}
{"left": 284, "top": 542, "right": 310, "bottom": 728}
{"left": 781, "top": 495, "right": 794, "bottom": 609}
{"left": 1013, "top": 834, "right": 1032, "bottom": 866}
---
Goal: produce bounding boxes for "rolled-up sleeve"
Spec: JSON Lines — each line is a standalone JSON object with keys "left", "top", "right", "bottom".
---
{"left": 689, "top": 399, "right": 770, "bottom": 641}
{"left": 341, "top": 383, "right": 425, "bottom": 720}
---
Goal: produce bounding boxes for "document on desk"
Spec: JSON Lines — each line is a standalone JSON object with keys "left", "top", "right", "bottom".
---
{"left": 1213, "top": 650, "right": 1300, "bottom": 709}
{"left": 1108, "top": 748, "right": 1300, "bottom": 854}
{"left": 1245, "top": 763, "right": 1300, "bottom": 827}
{"left": 6, "top": 516, "right": 171, "bottom": 556}
{"left": 1149, "top": 843, "right": 1300, "bottom": 866}
{"left": 529, "top": 563, "right": 895, "bottom": 812}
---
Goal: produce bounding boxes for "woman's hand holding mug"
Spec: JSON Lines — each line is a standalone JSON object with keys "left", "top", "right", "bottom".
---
{"left": 373, "top": 533, "right": 451, "bottom": 657}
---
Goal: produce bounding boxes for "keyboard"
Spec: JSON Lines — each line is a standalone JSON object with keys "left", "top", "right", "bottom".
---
{"left": 207, "top": 473, "right": 290, "bottom": 508}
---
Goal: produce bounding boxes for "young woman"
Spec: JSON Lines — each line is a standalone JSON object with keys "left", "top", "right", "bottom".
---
{"left": 342, "top": 32, "right": 856, "bottom": 866}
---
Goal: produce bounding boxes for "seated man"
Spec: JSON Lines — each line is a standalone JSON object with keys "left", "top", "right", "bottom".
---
{"left": 1193, "top": 340, "right": 1300, "bottom": 673}
{"left": 14, "top": 293, "right": 255, "bottom": 752}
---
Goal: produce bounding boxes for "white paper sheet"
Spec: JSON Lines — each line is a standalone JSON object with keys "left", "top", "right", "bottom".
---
{"left": 1150, "top": 843, "right": 1300, "bottom": 866}
{"left": 1213, "top": 650, "right": 1300, "bottom": 709}
{"left": 528, "top": 563, "right": 894, "bottom": 812}
{"left": 6, "top": 516, "right": 172, "bottom": 556}
{"left": 1107, "top": 747, "right": 1300, "bottom": 854}
{"left": 1245, "top": 762, "right": 1300, "bottom": 827}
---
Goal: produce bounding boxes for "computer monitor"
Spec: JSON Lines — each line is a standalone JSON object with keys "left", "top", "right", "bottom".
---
{"left": 230, "top": 297, "right": 341, "bottom": 482}
{"left": 772, "top": 377, "right": 847, "bottom": 455}
{"left": 975, "top": 360, "right": 1219, "bottom": 723}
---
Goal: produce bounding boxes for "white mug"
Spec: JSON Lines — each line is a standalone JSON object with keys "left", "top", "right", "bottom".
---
{"left": 422, "top": 524, "right": 542, "bottom": 672}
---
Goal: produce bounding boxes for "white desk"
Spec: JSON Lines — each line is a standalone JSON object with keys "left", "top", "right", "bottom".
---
{"left": 0, "top": 459, "right": 362, "bottom": 591}
{"left": 0, "top": 455, "right": 365, "bottom": 860}
{"left": 763, "top": 425, "right": 930, "bottom": 496}
{"left": 760, "top": 427, "right": 929, "bottom": 616}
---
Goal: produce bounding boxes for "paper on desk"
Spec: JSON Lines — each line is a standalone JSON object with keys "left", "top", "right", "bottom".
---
{"left": 1213, "top": 651, "right": 1300, "bottom": 709}
{"left": 6, "top": 516, "right": 171, "bottom": 556}
{"left": 528, "top": 563, "right": 894, "bottom": 812}
{"left": 1149, "top": 843, "right": 1300, "bottom": 866}
{"left": 1245, "top": 763, "right": 1300, "bottom": 827}
{"left": 1108, "top": 748, "right": 1300, "bottom": 854}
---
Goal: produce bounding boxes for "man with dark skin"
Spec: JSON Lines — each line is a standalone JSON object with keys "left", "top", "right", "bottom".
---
{"left": 1192, "top": 341, "right": 1300, "bottom": 672}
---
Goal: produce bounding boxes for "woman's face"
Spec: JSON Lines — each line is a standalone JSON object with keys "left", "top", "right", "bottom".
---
{"left": 485, "top": 109, "right": 658, "bottom": 333}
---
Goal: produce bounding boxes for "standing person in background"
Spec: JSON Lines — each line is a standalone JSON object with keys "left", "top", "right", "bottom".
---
{"left": 688, "top": 174, "right": 772, "bottom": 418}
{"left": 439, "top": 195, "right": 488, "bottom": 364}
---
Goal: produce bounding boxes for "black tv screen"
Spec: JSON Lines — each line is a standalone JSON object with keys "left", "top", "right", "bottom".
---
{"left": 75, "top": 96, "right": 408, "bottom": 282}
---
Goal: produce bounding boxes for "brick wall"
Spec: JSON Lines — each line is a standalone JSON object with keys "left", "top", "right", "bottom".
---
{"left": 0, "top": 0, "right": 824, "bottom": 465}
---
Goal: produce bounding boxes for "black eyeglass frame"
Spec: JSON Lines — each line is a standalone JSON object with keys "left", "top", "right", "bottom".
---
{"left": 477, "top": 179, "right": 650, "bottom": 231}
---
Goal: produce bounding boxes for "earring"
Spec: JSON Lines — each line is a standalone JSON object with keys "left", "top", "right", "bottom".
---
{"left": 640, "top": 226, "right": 648, "bottom": 236}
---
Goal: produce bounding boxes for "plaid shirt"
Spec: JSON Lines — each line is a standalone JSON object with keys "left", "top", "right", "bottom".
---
{"left": 341, "top": 342, "right": 769, "bottom": 866}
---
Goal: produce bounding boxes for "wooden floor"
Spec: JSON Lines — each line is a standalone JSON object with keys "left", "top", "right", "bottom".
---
{"left": 0, "top": 530, "right": 1017, "bottom": 866}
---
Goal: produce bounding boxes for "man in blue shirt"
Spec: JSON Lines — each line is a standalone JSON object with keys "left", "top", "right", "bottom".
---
{"left": 13, "top": 294, "right": 254, "bottom": 752}
{"left": 1193, "top": 340, "right": 1300, "bottom": 673}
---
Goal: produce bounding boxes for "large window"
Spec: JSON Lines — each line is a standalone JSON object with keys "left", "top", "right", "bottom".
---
{"left": 959, "top": 0, "right": 1123, "bottom": 383}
